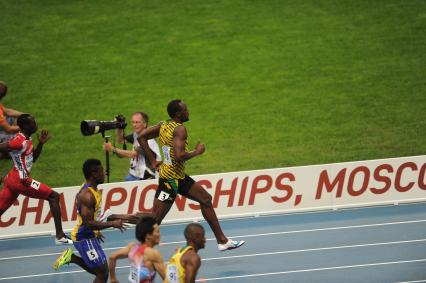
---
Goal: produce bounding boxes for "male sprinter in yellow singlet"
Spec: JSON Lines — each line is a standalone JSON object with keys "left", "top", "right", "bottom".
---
{"left": 165, "top": 223, "right": 206, "bottom": 283}
{"left": 138, "top": 99, "right": 244, "bottom": 251}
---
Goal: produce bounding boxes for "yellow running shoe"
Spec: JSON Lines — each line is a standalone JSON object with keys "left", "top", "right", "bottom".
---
{"left": 53, "top": 248, "right": 73, "bottom": 270}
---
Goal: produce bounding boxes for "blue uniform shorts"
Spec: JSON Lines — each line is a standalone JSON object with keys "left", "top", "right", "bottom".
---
{"left": 73, "top": 238, "right": 107, "bottom": 269}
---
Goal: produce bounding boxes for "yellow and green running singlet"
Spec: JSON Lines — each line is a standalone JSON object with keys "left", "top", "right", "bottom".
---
{"left": 159, "top": 120, "right": 187, "bottom": 179}
{"left": 165, "top": 245, "right": 193, "bottom": 283}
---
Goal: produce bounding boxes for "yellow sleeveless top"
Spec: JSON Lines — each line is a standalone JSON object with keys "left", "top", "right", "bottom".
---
{"left": 159, "top": 120, "right": 187, "bottom": 179}
{"left": 164, "top": 246, "right": 193, "bottom": 283}
{"left": 71, "top": 183, "right": 102, "bottom": 241}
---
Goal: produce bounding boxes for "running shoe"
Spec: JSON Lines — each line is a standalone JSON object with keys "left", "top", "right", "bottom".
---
{"left": 53, "top": 248, "right": 73, "bottom": 270}
{"left": 98, "top": 208, "right": 112, "bottom": 222}
{"left": 218, "top": 239, "right": 245, "bottom": 251}
{"left": 55, "top": 235, "right": 73, "bottom": 245}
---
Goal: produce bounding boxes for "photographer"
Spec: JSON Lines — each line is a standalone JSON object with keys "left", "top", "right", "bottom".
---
{"left": 103, "top": 112, "right": 161, "bottom": 181}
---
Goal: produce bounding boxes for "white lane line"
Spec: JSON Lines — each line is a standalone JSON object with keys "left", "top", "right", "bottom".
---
{"left": 1, "top": 239, "right": 426, "bottom": 281}
{"left": 395, "top": 280, "right": 426, "bottom": 283}
{"left": 227, "top": 219, "right": 426, "bottom": 240}
{"left": 2, "top": 219, "right": 426, "bottom": 261}
{"left": 201, "top": 238, "right": 426, "bottom": 261}
{"left": 2, "top": 258, "right": 425, "bottom": 281}
{"left": 0, "top": 270, "right": 86, "bottom": 281}
{"left": 194, "top": 259, "right": 426, "bottom": 282}
{"left": 0, "top": 252, "right": 63, "bottom": 261}
{"left": 1, "top": 202, "right": 423, "bottom": 243}
{"left": 0, "top": 215, "right": 264, "bottom": 243}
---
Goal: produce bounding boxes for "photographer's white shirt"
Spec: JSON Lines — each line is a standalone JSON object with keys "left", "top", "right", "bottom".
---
{"left": 129, "top": 132, "right": 161, "bottom": 179}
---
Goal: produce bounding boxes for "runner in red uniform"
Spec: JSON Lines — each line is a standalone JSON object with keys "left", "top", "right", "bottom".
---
{"left": 0, "top": 114, "right": 72, "bottom": 244}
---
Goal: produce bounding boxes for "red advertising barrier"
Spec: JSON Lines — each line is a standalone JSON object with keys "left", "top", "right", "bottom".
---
{"left": 1, "top": 155, "right": 426, "bottom": 239}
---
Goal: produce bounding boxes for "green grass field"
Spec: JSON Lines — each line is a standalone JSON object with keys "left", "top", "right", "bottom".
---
{"left": 1, "top": 0, "right": 425, "bottom": 187}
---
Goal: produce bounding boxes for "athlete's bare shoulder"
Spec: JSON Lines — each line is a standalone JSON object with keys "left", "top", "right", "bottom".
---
{"left": 78, "top": 188, "right": 96, "bottom": 207}
{"left": 173, "top": 124, "right": 187, "bottom": 137}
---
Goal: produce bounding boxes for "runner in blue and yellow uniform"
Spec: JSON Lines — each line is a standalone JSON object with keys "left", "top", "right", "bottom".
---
{"left": 53, "top": 159, "right": 127, "bottom": 283}
{"left": 165, "top": 223, "right": 206, "bottom": 283}
{"left": 138, "top": 99, "right": 244, "bottom": 251}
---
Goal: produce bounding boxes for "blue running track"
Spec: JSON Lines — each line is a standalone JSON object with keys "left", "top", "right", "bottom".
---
{"left": 1, "top": 203, "right": 426, "bottom": 282}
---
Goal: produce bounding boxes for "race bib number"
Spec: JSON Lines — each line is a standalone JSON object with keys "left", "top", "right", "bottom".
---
{"left": 162, "top": 145, "right": 172, "bottom": 165}
{"left": 167, "top": 265, "right": 179, "bottom": 283}
{"left": 86, "top": 248, "right": 99, "bottom": 261}
{"left": 158, "top": 191, "right": 170, "bottom": 202}
{"left": 30, "top": 180, "right": 41, "bottom": 190}
{"left": 128, "top": 265, "right": 139, "bottom": 283}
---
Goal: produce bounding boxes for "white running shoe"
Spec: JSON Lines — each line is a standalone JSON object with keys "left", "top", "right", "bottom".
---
{"left": 218, "top": 239, "right": 245, "bottom": 251}
{"left": 98, "top": 209, "right": 112, "bottom": 223}
{"left": 55, "top": 235, "right": 73, "bottom": 245}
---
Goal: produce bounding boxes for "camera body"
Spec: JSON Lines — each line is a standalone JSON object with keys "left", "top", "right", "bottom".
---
{"left": 80, "top": 115, "right": 127, "bottom": 136}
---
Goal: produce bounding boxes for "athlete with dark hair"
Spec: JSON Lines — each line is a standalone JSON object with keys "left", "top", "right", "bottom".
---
{"left": 165, "top": 223, "right": 206, "bottom": 283}
{"left": 0, "top": 114, "right": 71, "bottom": 244}
{"left": 108, "top": 215, "right": 166, "bottom": 283}
{"left": 138, "top": 99, "right": 244, "bottom": 251}
{"left": 53, "top": 159, "right": 127, "bottom": 283}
